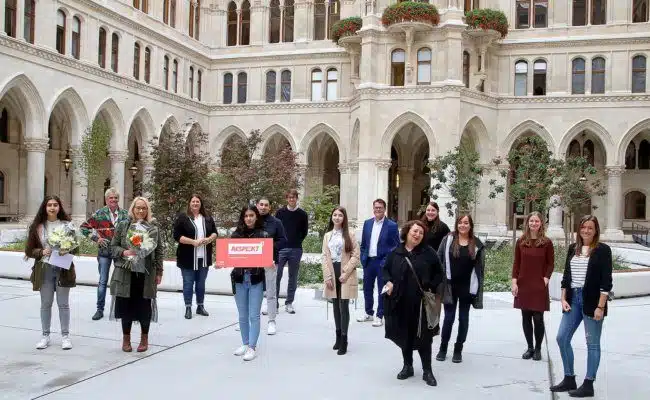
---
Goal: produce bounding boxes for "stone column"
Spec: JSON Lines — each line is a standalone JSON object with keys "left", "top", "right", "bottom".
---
{"left": 0, "top": 3, "right": 5, "bottom": 36}
{"left": 375, "top": 159, "right": 392, "bottom": 206}
{"left": 547, "top": 195, "right": 565, "bottom": 238}
{"left": 15, "top": 0, "right": 25, "bottom": 41}
{"left": 108, "top": 151, "right": 128, "bottom": 208}
{"left": 294, "top": 1, "right": 310, "bottom": 42}
{"left": 430, "top": 159, "right": 456, "bottom": 228}
{"left": 140, "top": 154, "right": 155, "bottom": 198}
{"left": 356, "top": 159, "right": 377, "bottom": 222}
{"left": 347, "top": 162, "right": 359, "bottom": 226}
{"left": 24, "top": 138, "right": 49, "bottom": 220}
{"left": 338, "top": 162, "right": 350, "bottom": 208}
{"left": 341, "top": 0, "right": 355, "bottom": 19}
{"left": 604, "top": 166, "right": 625, "bottom": 239}
{"left": 397, "top": 166, "right": 414, "bottom": 224}
{"left": 297, "top": 163, "right": 309, "bottom": 202}
{"left": 70, "top": 146, "right": 88, "bottom": 222}
{"left": 251, "top": 1, "right": 265, "bottom": 45}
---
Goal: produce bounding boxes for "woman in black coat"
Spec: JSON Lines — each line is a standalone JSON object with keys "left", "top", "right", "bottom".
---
{"left": 382, "top": 220, "right": 444, "bottom": 387}
{"left": 173, "top": 194, "right": 218, "bottom": 319}
{"left": 420, "top": 201, "right": 450, "bottom": 252}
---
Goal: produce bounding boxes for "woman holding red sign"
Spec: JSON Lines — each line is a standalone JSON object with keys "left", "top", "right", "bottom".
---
{"left": 229, "top": 205, "right": 269, "bottom": 361}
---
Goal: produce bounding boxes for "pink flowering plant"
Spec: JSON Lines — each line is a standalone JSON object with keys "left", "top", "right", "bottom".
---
{"left": 331, "top": 16, "right": 362, "bottom": 43}
{"left": 382, "top": 2, "right": 440, "bottom": 27}
{"left": 465, "top": 8, "right": 509, "bottom": 38}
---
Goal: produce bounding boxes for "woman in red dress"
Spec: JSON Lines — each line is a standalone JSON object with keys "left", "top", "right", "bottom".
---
{"left": 511, "top": 211, "right": 555, "bottom": 361}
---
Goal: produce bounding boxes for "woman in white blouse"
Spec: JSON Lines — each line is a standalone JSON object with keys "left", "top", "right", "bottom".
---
{"left": 322, "top": 206, "right": 360, "bottom": 355}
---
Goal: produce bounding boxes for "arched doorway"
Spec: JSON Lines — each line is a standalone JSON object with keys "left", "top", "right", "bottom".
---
{"left": 305, "top": 131, "right": 340, "bottom": 202}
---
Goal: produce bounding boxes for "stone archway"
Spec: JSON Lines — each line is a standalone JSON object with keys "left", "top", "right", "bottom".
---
{"left": 304, "top": 131, "right": 340, "bottom": 202}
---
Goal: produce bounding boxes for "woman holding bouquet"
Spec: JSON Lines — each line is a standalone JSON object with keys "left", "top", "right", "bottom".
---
{"left": 110, "top": 197, "right": 163, "bottom": 353}
{"left": 25, "top": 196, "right": 77, "bottom": 350}
{"left": 173, "top": 194, "right": 218, "bottom": 319}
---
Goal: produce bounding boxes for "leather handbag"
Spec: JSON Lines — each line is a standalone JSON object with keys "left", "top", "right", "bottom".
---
{"left": 404, "top": 257, "right": 441, "bottom": 337}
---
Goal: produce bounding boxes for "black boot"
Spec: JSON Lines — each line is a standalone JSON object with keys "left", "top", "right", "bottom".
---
{"left": 436, "top": 343, "right": 448, "bottom": 362}
{"left": 196, "top": 305, "right": 209, "bottom": 316}
{"left": 333, "top": 330, "right": 341, "bottom": 350}
{"left": 522, "top": 348, "right": 535, "bottom": 359}
{"left": 397, "top": 365, "right": 414, "bottom": 380}
{"left": 337, "top": 335, "right": 348, "bottom": 355}
{"left": 533, "top": 348, "right": 542, "bottom": 361}
{"left": 569, "top": 379, "right": 594, "bottom": 398}
{"left": 452, "top": 343, "right": 463, "bottom": 363}
{"left": 423, "top": 370, "right": 437, "bottom": 386}
{"left": 184, "top": 306, "right": 192, "bottom": 319}
{"left": 550, "top": 375, "right": 578, "bottom": 392}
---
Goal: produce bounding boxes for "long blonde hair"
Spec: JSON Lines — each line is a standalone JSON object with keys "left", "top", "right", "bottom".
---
{"left": 519, "top": 211, "right": 549, "bottom": 247}
{"left": 128, "top": 196, "right": 153, "bottom": 222}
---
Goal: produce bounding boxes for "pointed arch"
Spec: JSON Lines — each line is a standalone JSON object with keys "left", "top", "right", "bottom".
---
{"left": 91, "top": 98, "right": 125, "bottom": 151}
{"left": 349, "top": 118, "right": 360, "bottom": 161}
{"left": 260, "top": 123, "right": 296, "bottom": 152}
{"left": 299, "top": 122, "right": 343, "bottom": 159}
{"left": 0, "top": 73, "right": 46, "bottom": 139}
{"left": 47, "top": 86, "right": 89, "bottom": 147}
{"left": 501, "top": 119, "right": 555, "bottom": 155}
{"left": 619, "top": 118, "right": 650, "bottom": 165}
{"left": 460, "top": 116, "right": 492, "bottom": 163}
{"left": 381, "top": 111, "right": 436, "bottom": 159}
{"left": 158, "top": 115, "right": 180, "bottom": 143}
{"left": 559, "top": 119, "right": 614, "bottom": 164}
{"left": 126, "top": 107, "right": 156, "bottom": 145}
{"left": 212, "top": 125, "right": 246, "bottom": 156}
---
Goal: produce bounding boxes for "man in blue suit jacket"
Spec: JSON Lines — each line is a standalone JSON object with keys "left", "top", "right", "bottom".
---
{"left": 358, "top": 199, "right": 400, "bottom": 327}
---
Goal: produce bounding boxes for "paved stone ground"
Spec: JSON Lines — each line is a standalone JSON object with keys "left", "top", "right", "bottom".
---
{"left": 0, "top": 278, "right": 647, "bottom": 400}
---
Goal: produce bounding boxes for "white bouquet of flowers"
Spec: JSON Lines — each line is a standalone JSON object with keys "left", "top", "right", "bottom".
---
{"left": 47, "top": 222, "right": 79, "bottom": 254}
{"left": 124, "top": 221, "right": 158, "bottom": 270}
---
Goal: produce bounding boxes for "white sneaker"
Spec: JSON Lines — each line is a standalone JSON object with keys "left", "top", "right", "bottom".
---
{"left": 61, "top": 335, "right": 72, "bottom": 350}
{"left": 372, "top": 316, "right": 384, "bottom": 327}
{"left": 36, "top": 335, "right": 50, "bottom": 350}
{"left": 235, "top": 325, "right": 240, "bottom": 331}
{"left": 285, "top": 304, "right": 295, "bottom": 314}
{"left": 243, "top": 347, "right": 256, "bottom": 361}
{"left": 233, "top": 345, "right": 248, "bottom": 356}
{"left": 261, "top": 302, "right": 268, "bottom": 316}
{"left": 357, "top": 314, "right": 373, "bottom": 322}
{"left": 267, "top": 321, "right": 277, "bottom": 335}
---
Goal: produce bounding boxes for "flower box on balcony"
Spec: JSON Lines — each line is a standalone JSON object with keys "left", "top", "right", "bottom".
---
{"left": 465, "top": 8, "right": 509, "bottom": 38}
{"left": 381, "top": 1, "right": 440, "bottom": 27}
{"left": 332, "top": 16, "right": 363, "bottom": 44}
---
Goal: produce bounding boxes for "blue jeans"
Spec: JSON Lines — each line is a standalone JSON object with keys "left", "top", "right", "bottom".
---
{"left": 363, "top": 257, "right": 384, "bottom": 318}
{"left": 276, "top": 248, "right": 303, "bottom": 305}
{"left": 96, "top": 256, "right": 112, "bottom": 311}
{"left": 234, "top": 272, "right": 264, "bottom": 348}
{"left": 556, "top": 288, "right": 604, "bottom": 380}
{"left": 180, "top": 259, "right": 208, "bottom": 306}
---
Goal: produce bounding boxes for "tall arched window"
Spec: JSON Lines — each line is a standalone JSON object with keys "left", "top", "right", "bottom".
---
{"left": 463, "top": 51, "right": 470, "bottom": 88}
{"left": 572, "top": 58, "right": 586, "bottom": 94}
{"left": 227, "top": 2, "right": 237, "bottom": 46}
{"left": 197, "top": 70, "right": 202, "bottom": 101}
{"left": 632, "top": 55, "right": 647, "bottom": 93}
{"left": 639, "top": 139, "right": 650, "bottom": 169}
{"left": 133, "top": 0, "right": 148, "bottom": 13}
{"left": 326, "top": 68, "right": 338, "bottom": 100}
{"left": 133, "top": 43, "right": 141, "bottom": 80}
{"left": 71, "top": 17, "right": 81, "bottom": 59}
{"left": 568, "top": 140, "right": 581, "bottom": 158}
{"left": 464, "top": 0, "right": 479, "bottom": 13}
{"left": 583, "top": 139, "right": 595, "bottom": 165}
{"left": 163, "top": 0, "right": 170, "bottom": 24}
{"left": 625, "top": 142, "right": 637, "bottom": 169}
{"left": 314, "top": 0, "right": 326, "bottom": 40}
{"left": 281, "top": 70, "right": 291, "bottom": 102}
{"left": 327, "top": 0, "right": 340, "bottom": 40}
{"left": 624, "top": 191, "right": 646, "bottom": 219}
{"left": 591, "top": 0, "right": 606, "bottom": 25}
{"left": 417, "top": 48, "right": 431, "bottom": 85}
{"left": 283, "top": 0, "right": 295, "bottom": 42}
{"left": 5, "top": 0, "right": 16, "bottom": 37}
{"left": 266, "top": 70, "right": 277, "bottom": 102}
{"left": 633, "top": 0, "right": 649, "bottom": 22}
{"left": 311, "top": 69, "right": 322, "bottom": 101}
{"left": 237, "top": 72, "right": 248, "bottom": 103}
{"left": 269, "top": 0, "right": 281, "bottom": 43}
{"left": 516, "top": 0, "right": 549, "bottom": 29}
{"left": 0, "top": 109, "right": 8, "bottom": 143}
{"left": 56, "top": 10, "right": 66, "bottom": 55}
{"left": 240, "top": 1, "right": 251, "bottom": 45}
{"left": 573, "top": 0, "right": 606, "bottom": 26}
{"left": 98, "top": 28, "right": 107, "bottom": 68}
{"left": 591, "top": 57, "right": 605, "bottom": 94}
{"left": 164, "top": 0, "right": 176, "bottom": 27}
{"left": 514, "top": 60, "right": 528, "bottom": 95}
{"left": 533, "top": 59, "right": 547, "bottom": 95}
{"left": 224, "top": 73, "right": 233, "bottom": 104}
{"left": 111, "top": 33, "right": 119, "bottom": 73}
{"left": 172, "top": 59, "right": 178, "bottom": 92}
{"left": 391, "top": 49, "right": 405, "bottom": 86}
{"left": 189, "top": 0, "right": 200, "bottom": 39}
{"left": 144, "top": 47, "right": 151, "bottom": 83}
{"left": 189, "top": 67, "right": 194, "bottom": 98}
{"left": 24, "top": 0, "right": 35, "bottom": 43}
{"left": 163, "top": 55, "right": 170, "bottom": 90}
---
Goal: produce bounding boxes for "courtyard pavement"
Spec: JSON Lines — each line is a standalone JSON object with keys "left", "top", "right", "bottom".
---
{"left": 0, "top": 277, "right": 647, "bottom": 400}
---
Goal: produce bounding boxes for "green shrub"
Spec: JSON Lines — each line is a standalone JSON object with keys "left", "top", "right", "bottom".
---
{"left": 297, "top": 261, "right": 323, "bottom": 286}
{"left": 465, "top": 8, "right": 509, "bottom": 38}
{"left": 331, "top": 16, "right": 362, "bottom": 43}
{"left": 381, "top": 2, "right": 440, "bottom": 27}
{"left": 302, "top": 234, "right": 322, "bottom": 253}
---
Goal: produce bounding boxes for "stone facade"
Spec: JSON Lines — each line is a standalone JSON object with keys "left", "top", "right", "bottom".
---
{"left": 0, "top": 0, "right": 649, "bottom": 239}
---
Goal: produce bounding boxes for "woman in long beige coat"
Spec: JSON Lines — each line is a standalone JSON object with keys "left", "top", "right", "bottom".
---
{"left": 322, "top": 206, "right": 360, "bottom": 355}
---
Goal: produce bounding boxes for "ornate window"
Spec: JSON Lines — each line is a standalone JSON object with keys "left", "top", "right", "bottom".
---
{"left": 71, "top": 17, "right": 81, "bottom": 59}
{"left": 111, "top": 33, "right": 119, "bottom": 73}
{"left": 223, "top": 73, "right": 233, "bottom": 104}
{"left": 463, "top": 51, "right": 470, "bottom": 88}
{"left": 237, "top": 72, "right": 248, "bottom": 103}
{"left": 266, "top": 70, "right": 277, "bottom": 102}
{"left": 227, "top": 2, "right": 237, "bottom": 46}
{"left": 326, "top": 68, "right": 338, "bottom": 100}
{"left": 197, "top": 70, "right": 202, "bottom": 101}
{"left": 189, "top": 66, "right": 194, "bottom": 98}
{"left": 163, "top": 55, "right": 169, "bottom": 90}
{"left": 591, "top": 57, "right": 605, "bottom": 94}
{"left": 5, "top": 0, "right": 16, "bottom": 37}
{"left": 281, "top": 70, "right": 291, "bottom": 102}
{"left": 172, "top": 59, "right": 178, "bottom": 92}
{"left": 514, "top": 60, "right": 528, "bottom": 96}
{"left": 572, "top": 58, "right": 586, "bottom": 94}
{"left": 311, "top": 69, "right": 322, "bottom": 101}
{"left": 0, "top": 109, "right": 8, "bottom": 143}
{"left": 240, "top": 1, "right": 251, "bottom": 45}
{"left": 98, "top": 28, "right": 107, "bottom": 68}
{"left": 517, "top": 0, "right": 550, "bottom": 28}
{"left": 133, "top": 0, "right": 148, "bottom": 13}
{"left": 133, "top": 43, "right": 141, "bottom": 80}
{"left": 417, "top": 48, "right": 431, "bottom": 85}
{"left": 144, "top": 47, "right": 151, "bottom": 83}
{"left": 464, "top": 0, "right": 479, "bottom": 13}
{"left": 314, "top": 0, "right": 326, "bottom": 40}
{"left": 24, "top": 0, "right": 35, "bottom": 43}
{"left": 533, "top": 60, "right": 547, "bottom": 95}
{"left": 624, "top": 191, "right": 646, "bottom": 219}
{"left": 327, "top": 0, "right": 340, "bottom": 40}
{"left": 573, "top": 0, "right": 606, "bottom": 26}
{"left": 269, "top": 0, "right": 281, "bottom": 43}
{"left": 56, "top": 10, "right": 66, "bottom": 55}
{"left": 391, "top": 49, "right": 405, "bottom": 86}
{"left": 583, "top": 139, "right": 595, "bottom": 165}
{"left": 633, "top": 0, "right": 649, "bottom": 22}
{"left": 632, "top": 55, "right": 647, "bottom": 93}
{"left": 189, "top": 0, "right": 200, "bottom": 39}
{"left": 283, "top": 0, "right": 295, "bottom": 42}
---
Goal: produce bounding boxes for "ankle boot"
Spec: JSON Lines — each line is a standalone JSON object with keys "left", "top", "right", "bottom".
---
{"left": 522, "top": 348, "right": 535, "bottom": 359}
{"left": 423, "top": 370, "right": 437, "bottom": 386}
{"left": 550, "top": 375, "right": 578, "bottom": 392}
{"left": 569, "top": 379, "right": 594, "bottom": 398}
{"left": 137, "top": 334, "right": 149, "bottom": 352}
{"left": 533, "top": 348, "right": 542, "bottom": 361}
{"left": 397, "top": 365, "right": 414, "bottom": 380}
{"left": 122, "top": 334, "right": 132, "bottom": 352}
{"left": 184, "top": 306, "right": 192, "bottom": 319}
{"left": 452, "top": 343, "right": 463, "bottom": 363}
{"left": 333, "top": 330, "right": 341, "bottom": 350}
{"left": 337, "top": 335, "right": 348, "bottom": 355}
{"left": 196, "top": 305, "right": 209, "bottom": 316}
{"left": 436, "top": 342, "right": 448, "bottom": 361}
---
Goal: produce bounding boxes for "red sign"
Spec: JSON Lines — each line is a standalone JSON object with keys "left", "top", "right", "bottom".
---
{"left": 215, "top": 238, "right": 274, "bottom": 268}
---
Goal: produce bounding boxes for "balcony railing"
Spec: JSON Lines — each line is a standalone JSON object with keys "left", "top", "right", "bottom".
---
{"left": 631, "top": 222, "right": 650, "bottom": 247}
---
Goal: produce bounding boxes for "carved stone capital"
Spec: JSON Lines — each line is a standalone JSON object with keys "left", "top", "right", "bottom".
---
{"left": 23, "top": 138, "right": 49, "bottom": 153}
{"left": 375, "top": 160, "right": 392, "bottom": 171}
{"left": 605, "top": 166, "right": 625, "bottom": 177}
{"left": 108, "top": 151, "right": 129, "bottom": 163}
{"left": 347, "top": 162, "right": 359, "bottom": 173}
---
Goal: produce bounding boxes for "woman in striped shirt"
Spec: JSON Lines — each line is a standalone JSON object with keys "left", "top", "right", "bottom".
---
{"left": 550, "top": 215, "right": 613, "bottom": 398}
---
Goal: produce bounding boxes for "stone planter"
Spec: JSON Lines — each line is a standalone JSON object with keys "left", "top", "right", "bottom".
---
{"left": 381, "top": 2, "right": 440, "bottom": 29}
{"left": 464, "top": 8, "right": 509, "bottom": 38}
